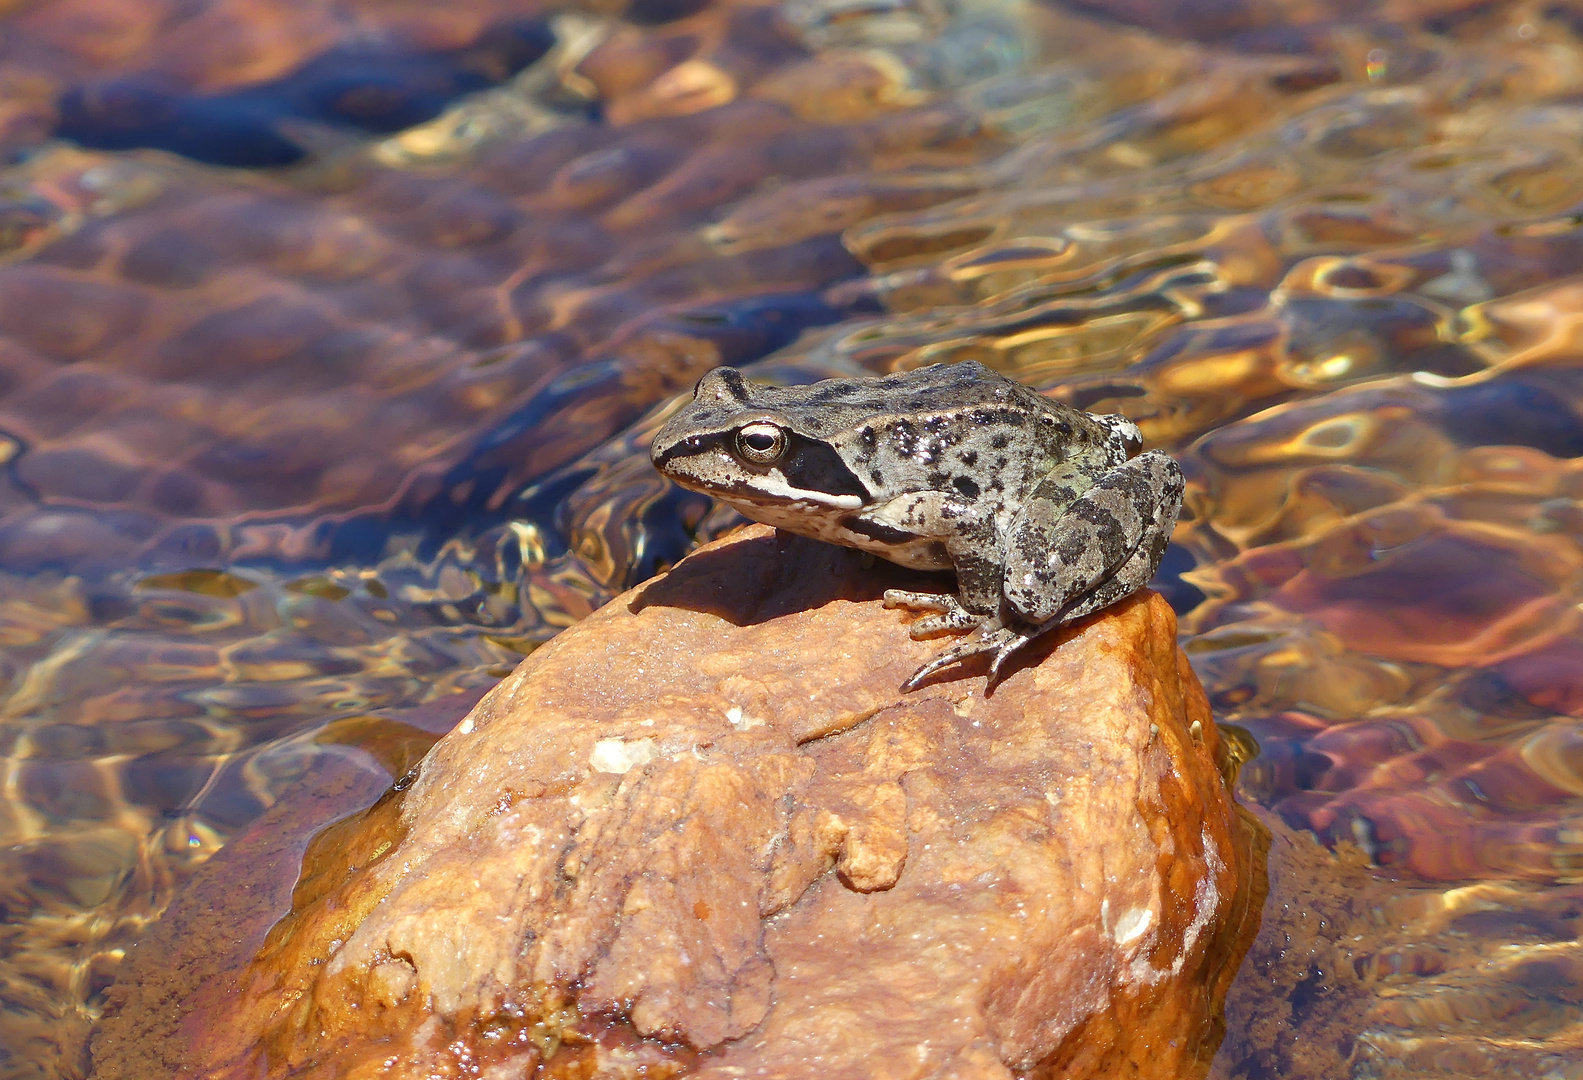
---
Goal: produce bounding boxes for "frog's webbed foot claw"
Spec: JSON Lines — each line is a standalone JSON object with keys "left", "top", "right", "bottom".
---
{"left": 900, "top": 621, "right": 1038, "bottom": 692}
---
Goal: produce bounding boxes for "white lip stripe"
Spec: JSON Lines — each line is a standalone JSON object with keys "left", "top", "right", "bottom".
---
{"left": 745, "top": 471, "right": 864, "bottom": 510}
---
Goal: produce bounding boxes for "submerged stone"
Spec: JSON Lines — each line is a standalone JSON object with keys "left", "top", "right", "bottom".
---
{"left": 92, "top": 524, "right": 1262, "bottom": 1078}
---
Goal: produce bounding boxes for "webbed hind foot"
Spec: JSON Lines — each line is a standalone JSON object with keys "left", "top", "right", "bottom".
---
{"left": 898, "top": 620, "right": 1042, "bottom": 693}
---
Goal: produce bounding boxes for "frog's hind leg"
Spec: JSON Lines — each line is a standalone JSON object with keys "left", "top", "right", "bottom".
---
{"left": 905, "top": 453, "right": 1181, "bottom": 692}
{"left": 899, "top": 453, "right": 1182, "bottom": 692}
{"left": 1004, "top": 449, "right": 1185, "bottom": 628}
{"left": 885, "top": 549, "right": 1001, "bottom": 640}
{"left": 1042, "top": 483, "right": 1177, "bottom": 625}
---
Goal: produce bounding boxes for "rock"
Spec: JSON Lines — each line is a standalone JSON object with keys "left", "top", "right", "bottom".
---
{"left": 92, "top": 524, "right": 1262, "bottom": 1079}
{"left": 84, "top": 689, "right": 485, "bottom": 1080}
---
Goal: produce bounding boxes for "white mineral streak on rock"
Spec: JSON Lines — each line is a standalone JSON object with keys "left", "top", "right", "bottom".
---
{"left": 590, "top": 737, "right": 659, "bottom": 774}
{"left": 1113, "top": 906, "right": 1154, "bottom": 945}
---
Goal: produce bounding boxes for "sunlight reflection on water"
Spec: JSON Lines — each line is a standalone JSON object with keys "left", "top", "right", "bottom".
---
{"left": 3, "top": 0, "right": 1583, "bottom": 1075}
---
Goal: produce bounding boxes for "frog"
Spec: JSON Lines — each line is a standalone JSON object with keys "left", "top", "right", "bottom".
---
{"left": 649, "top": 361, "right": 1184, "bottom": 691}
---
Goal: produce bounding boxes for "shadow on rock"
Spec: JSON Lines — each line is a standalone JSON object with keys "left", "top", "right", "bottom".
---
{"left": 630, "top": 526, "right": 951, "bottom": 626}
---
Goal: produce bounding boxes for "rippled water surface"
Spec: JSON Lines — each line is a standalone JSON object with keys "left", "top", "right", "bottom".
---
{"left": 4, "top": 0, "right": 1583, "bottom": 1075}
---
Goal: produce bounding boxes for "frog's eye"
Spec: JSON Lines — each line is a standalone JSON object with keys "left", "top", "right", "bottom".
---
{"left": 735, "top": 422, "right": 788, "bottom": 465}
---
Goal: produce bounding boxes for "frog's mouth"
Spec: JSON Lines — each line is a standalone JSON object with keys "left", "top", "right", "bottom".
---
{"left": 658, "top": 461, "right": 867, "bottom": 510}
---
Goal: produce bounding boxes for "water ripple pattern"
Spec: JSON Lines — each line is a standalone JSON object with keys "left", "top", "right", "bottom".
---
{"left": 3, "top": 0, "right": 1583, "bottom": 1076}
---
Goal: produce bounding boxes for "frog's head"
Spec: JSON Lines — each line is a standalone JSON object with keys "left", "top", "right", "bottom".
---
{"left": 650, "top": 367, "right": 871, "bottom": 513}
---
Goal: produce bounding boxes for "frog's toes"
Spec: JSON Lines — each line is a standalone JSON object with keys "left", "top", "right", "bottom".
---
{"left": 899, "top": 621, "right": 1045, "bottom": 691}
{"left": 986, "top": 629, "right": 1040, "bottom": 687}
{"left": 906, "top": 609, "right": 983, "bottom": 639}
{"left": 883, "top": 589, "right": 961, "bottom": 614}
{"left": 884, "top": 589, "right": 982, "bottom": 639}
{"left": 901, "top": 640, "right": 980, "bottom": 691}
{"left": 899, "top": 624, "right": 1003, "bottom": 691}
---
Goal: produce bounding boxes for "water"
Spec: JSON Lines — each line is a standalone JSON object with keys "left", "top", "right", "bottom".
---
{"left": 2, "top": 0, "right": 1583, "bottom": 1075}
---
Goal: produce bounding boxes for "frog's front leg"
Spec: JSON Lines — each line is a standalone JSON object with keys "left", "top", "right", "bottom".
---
{"left": 882, "top": 591, "right": 980, "bottom": 637}
{"left": 884, "top": 548, "right": 1002, "bottom": 638}
{"left": 891, "top": 537, "right": 1029, "bottom": 687}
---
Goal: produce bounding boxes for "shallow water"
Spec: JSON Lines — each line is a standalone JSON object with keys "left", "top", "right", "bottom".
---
{"left": 2, "top": 0, "right": 1583, "bottom": 1075}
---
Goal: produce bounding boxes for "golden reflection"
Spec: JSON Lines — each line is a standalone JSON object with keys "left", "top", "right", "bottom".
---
{"left": 5, "top": 0, "right": 1583, "bottom": 1074}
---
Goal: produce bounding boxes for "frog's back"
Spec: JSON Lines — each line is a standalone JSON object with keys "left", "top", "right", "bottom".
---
{"left": 765, "top": 361, "right": 1088, "bottom": 438}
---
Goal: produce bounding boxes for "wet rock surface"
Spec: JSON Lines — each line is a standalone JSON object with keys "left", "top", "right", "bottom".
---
{"left": 92, "top": 524, "right": 1261, "bottom": 1079}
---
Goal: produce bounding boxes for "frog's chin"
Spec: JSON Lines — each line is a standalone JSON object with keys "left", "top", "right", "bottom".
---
{"left": 726, "top": 495, "right": 858, "bottom": 538}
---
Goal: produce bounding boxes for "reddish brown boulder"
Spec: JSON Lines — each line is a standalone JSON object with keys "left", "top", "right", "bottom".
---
{"left": 93, "top": 524, "right": 1262, "bottom": 1079}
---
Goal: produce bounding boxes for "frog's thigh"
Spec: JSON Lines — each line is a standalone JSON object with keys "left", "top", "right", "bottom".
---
{"left": 1003, "top": 450, "right": 1184, "bottom": 625}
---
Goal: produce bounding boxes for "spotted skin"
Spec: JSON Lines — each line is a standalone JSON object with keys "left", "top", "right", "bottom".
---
{"left": 891, "top": 450, "right": 1184, "bottom": 690}
{"left": 650, "top": 361, "right": 1185, "bottom": 690}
